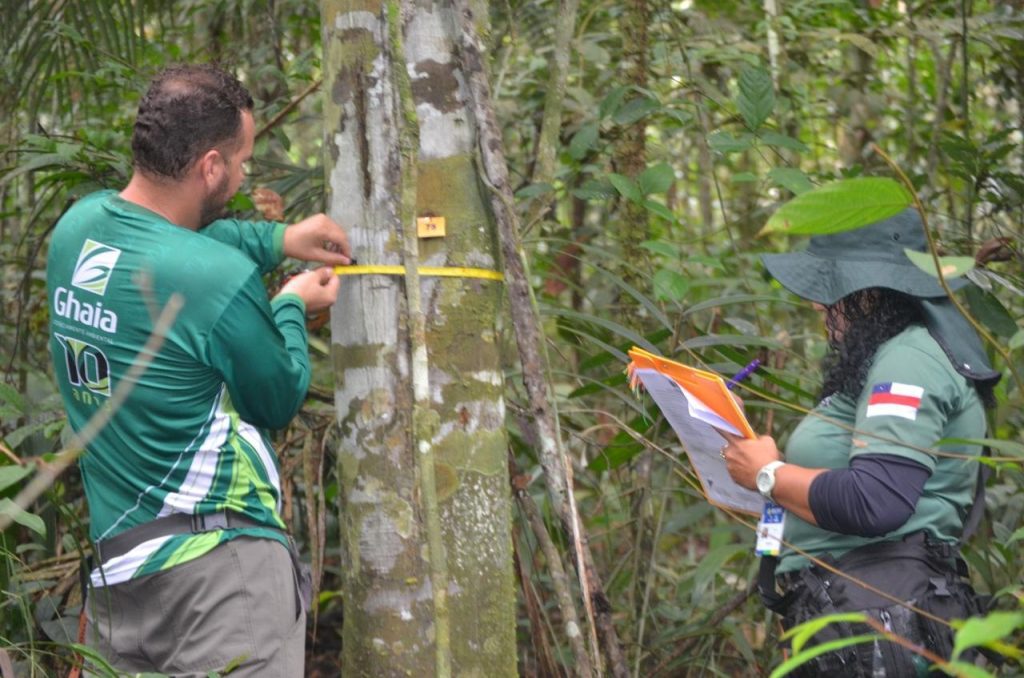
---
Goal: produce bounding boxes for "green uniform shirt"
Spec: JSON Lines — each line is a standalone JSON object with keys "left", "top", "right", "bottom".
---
{"left": 47, "top": 190, "right": 308, "bottom": 585}
{"left": 778, "top": 325, "right": 985, "bottom": 574}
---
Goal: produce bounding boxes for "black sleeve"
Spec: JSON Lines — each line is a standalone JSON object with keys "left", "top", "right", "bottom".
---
{"left": 808, "top": 453, "right": 931, "bottom": 537}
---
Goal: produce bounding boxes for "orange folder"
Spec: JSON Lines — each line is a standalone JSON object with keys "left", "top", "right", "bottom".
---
{"left": 627, "top": 347, "right": 756, "bottom": 439}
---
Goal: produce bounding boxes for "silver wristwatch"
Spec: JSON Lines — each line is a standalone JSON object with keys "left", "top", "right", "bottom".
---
{"left": 755, "top": 460, "right": 786, "bottom": 502}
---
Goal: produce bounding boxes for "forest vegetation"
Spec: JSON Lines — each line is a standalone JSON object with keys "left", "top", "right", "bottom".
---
{"left": 1, "top": 0, "right": 1022, "bottom": 676}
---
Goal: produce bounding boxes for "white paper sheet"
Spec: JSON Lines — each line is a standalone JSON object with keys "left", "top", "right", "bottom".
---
{"left": 634, "top": 367, "right": 763, "bottom": 514}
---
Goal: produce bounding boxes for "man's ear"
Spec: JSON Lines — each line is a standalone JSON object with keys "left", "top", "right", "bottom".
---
{"left": 195, "top": 149, "right": 225, "bottom": 186}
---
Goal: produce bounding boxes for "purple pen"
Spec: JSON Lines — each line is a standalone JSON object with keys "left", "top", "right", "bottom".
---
{"left": 726, "top": 358, "right": 762, "bottom": 390}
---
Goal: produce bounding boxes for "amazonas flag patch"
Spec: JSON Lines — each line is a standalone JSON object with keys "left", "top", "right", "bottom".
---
{"left": 866, "top": 382, "right": 924, "bottom": 420}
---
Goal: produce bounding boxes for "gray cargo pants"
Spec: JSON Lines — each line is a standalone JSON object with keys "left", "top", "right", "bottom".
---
{"left": 85, "top": 537, "right": 305, "bottom": 677}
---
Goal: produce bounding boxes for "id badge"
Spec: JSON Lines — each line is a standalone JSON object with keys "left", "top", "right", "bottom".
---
{"left": 755, "top": 502, "right": 785, "bottom": 557}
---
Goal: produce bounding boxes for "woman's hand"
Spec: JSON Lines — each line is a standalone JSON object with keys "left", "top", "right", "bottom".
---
{"left": 720, "top": 432, "right": 782, "bottom": 491}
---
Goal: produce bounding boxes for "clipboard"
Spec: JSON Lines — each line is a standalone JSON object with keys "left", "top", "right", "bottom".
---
{"left": 627, "top": 347, "right": 763, "bottom": 515}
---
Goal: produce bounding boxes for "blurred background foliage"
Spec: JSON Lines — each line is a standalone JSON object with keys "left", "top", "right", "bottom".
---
{"left": 0, "top": 0, "right": 1021, "bottom": 675}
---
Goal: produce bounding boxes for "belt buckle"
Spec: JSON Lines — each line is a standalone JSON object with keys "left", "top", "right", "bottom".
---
{"left": 192, "top": 511, "right": 230, "bottom": 532}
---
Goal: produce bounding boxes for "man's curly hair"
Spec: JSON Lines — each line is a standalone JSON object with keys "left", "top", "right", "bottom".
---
{"left": 131, "top": 64, "right": 253, "bottom": 180}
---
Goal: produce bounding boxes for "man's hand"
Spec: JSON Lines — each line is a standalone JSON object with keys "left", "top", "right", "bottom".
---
{"left": 720, "top": 432, "right": 782, "bottom": 490}
{"left": 277, "top": 267, "right": 340, "bottom": 314}
{"left": 283, "top": 214, "right": 352, "bottom": 266}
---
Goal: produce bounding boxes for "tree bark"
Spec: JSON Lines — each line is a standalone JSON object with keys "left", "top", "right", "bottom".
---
{"left": 323, "top": 1, "right": 515, "bottom": 674}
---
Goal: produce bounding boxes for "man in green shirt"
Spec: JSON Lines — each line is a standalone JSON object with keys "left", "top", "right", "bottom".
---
{"left": 48, "top": 64, "right": 349, "bottom": 675}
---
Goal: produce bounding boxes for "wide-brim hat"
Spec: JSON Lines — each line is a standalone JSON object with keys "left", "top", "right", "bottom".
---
{"left": 760, "top": 208, "right": 968, "bottom": 305}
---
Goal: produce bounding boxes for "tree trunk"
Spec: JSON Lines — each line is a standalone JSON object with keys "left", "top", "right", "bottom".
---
{"left": 322, "top": 1, "right": 515, "bottom": 675}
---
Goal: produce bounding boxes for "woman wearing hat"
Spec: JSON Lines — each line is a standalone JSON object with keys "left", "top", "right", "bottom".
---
{"left": 720, "top": 209, "right": 999, "bottom": 675}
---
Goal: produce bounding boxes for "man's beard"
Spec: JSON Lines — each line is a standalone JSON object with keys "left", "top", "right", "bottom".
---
{"left": 198, "top": 174, "right": 232, "bottom": 227}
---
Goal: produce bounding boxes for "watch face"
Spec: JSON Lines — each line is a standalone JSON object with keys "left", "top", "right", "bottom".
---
{"left": 756, "top": 468, "right": 773, "bottom": 494}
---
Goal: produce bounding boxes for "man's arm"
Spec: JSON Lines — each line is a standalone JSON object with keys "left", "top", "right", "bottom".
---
{"left": 206, "top": 267, "right": 340, "bottom": 429}
{"left": 202, "top": 213, "right": 352, "bottom": 273}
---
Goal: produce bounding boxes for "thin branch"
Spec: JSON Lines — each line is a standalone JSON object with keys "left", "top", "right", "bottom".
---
{"left": 516, "top": 478, "right": 595, "bottom": 678}
{"left": 387, "top": 2, "right": 452, "bottom": 675}
{"left": 255, "top": 79, "right": 322, "bottom": 141}
{"left": 873, "top": 142, "right": 1023, "bottom": 395}
{"left": 453, "top": 2, "right": 626, "bottom": 674}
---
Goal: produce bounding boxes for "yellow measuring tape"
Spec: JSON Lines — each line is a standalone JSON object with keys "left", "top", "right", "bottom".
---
{"left": 334, "top": 264, "right": 504, "bottom": 281}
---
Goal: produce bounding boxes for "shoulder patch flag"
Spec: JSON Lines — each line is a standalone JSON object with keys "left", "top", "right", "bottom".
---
{"left": 866, "top": 382, "right": 924, "bottom": 420}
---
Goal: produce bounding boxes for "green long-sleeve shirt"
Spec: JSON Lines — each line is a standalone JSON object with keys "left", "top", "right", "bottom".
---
{"left": 47, "top": 190, "right": 306, "bottom": 585}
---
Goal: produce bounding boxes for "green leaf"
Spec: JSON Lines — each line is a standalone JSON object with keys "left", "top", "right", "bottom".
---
{"left": 568, "top": 122, "right": 599, "bottom": 160}
{"left": 963, "top": 286, "right": 1020, "bottom": 338}
{"left": 653, "top": 269, "right": 689, "bottom": 301}
{"left": 641, "top": 199, "right": 675, "bottom": 221}
{"left": 0, "top": 464, "right": 33, "bottom": 493}
{"left": 770, "top": 635, "right": 879, "bottom": 678}
{"left": 708, "top": 130, "right": 754, "bottom": 154}
{"left": 760, "top": 130, "right": 809, "bottom": 153}
{"left": 599, "top": 86, "right": 629, "bottom": 119}
{"left": 638, "top": 163, "right": 675, "bottom": 195}
{"left": 768, "top": 167, "right": 814, "bottom": 195}
{"left": 732, "top": 172, "right": 758, "bottom": 183}
{"left": 780, "top": 612, "right": 870, "bottom": 653}
{"left": 1006, "top": 527, "right": 1024, "bottom": 545}
{"left": 588, "top": 428, "right": 646, "bottom": 472}
{"left": 680, "top": 334, "right": 784, "bottom": 350}
{"left": 903, "top": 249, "right": 975, "bottom": 280}
{"left": 572, "top": 179, "right": 616, "bottom": 201}
{"left": 0, "top": 383, "right": 26, "bottom": 415}
{"left": 608, "top": 173, "right": 642, "bottom": 203}
{"left": 640, "top": 240, "right": 680, "bottom": 258}
{"left": 936, "top": 661, "right": 996, "bottom": 678}
{"left": 761, "top": 178, "right": 912, "bottom": 235}
{"left": 613, "top": 96, "right": 660, "bottom": 126}
{"left": 515, "top": 182, "right": 554, "bottom": 200}
{"left": 952, "top": 611, "right": 1024, "bottom": 660}
{"left": 1009, "top": 329, "right": 1024, "bottom": 351}
{"left": 226, "top": 192, "right": 254, "bottom": 211}
{"left": 692, "top": 543, "right": 748, "bottom": 595}
{"left": 737, "top": 65, "right": 774, "bottom": 130}
{"left": 0, "top": 498, "right": 46, "bottom": 536}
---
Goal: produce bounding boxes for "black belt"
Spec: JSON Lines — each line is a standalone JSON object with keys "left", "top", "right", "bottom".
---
{"left": 93, "top": 510, "right": 279, "bottom": 565}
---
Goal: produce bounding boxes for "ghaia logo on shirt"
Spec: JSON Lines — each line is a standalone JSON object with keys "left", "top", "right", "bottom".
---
{"left": 71, "top": 239, "right": 122, "bottom": 296}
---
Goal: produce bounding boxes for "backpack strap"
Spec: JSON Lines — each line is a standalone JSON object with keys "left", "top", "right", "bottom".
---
{"left": 958, "top": 445, "right": 990, "bottom": 544}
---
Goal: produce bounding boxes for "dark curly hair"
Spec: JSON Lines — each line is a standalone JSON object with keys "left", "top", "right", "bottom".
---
{"left": 819, "top": 288, "right": 995, "bottom": 407}
{"left": 819, "top": 289, "right": 924, "bottom": 400}
{"left": 131, "top": 64, "right": 254, "bottom": 180}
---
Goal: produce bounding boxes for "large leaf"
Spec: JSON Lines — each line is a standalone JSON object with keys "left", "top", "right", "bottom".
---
{"left": 963, "top": 286, "right": 1020, "bottom": 338}
{"left": 768, "top": 167, "right": 814, "bottom": 195}
{"left": 638, "top": 163, "right": 675, "bottom": 195}
{"left": 608, "top": 173, "right": 643, "bottom": 203}
{"left": 903, "top": 249, "right": 975, "bottom": 280}
{"left": 760, "top": 178, "right": 912, "bottom": 236}
{"left": 770, "top": 635, "right": 879, "bottom": 678}
{"left": 0, "top": 498, "right": 46, "bottom": 536}
{"left": 613, "top": 95, "right": 661, "bottom": 125}
{"left": 692, "top": 543, "right": 747, "bottom": 595}
{"left": 0, "top": 464, "right": 33, "bottom": 493}
{"left": 936, "top": 661, "right": 996, "bottom": 678}
{"left": 653, "top": 269, "right": 689, "bottom": 302}
{"left": 780, "top": 612, "right": 869, "bottom": 653}
{"left": 952, "top": 611, "right": 1024, "bottom": 660}
{"left": 708, "top": 130, "right": 754, "bottom": 154}
{"left": 737, "top": 65, "right": 774, "bottom": 130}
{"left": 568, "top": 122, "right": 599, "bottom": 160}
{"left": 760, "top": 130, "right": 810, "bottom": 153}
